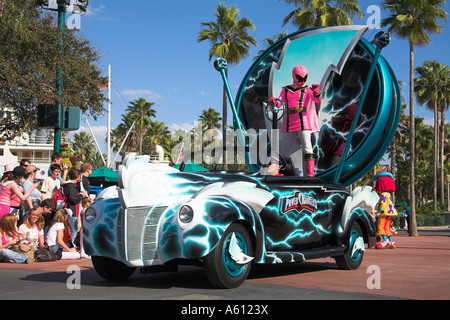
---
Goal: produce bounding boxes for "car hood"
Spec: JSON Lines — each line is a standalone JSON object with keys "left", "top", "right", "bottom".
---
{"left": 117, "top": 154, "right": 273, "bottom": 213}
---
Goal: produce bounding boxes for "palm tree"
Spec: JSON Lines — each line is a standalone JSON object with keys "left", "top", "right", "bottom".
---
{"left": 197, "top": 3, "right": 257, "bottom": 168}
{"left": 112, "top": 112, "right": 138, "bottom": 157}
{"left": 253, "top": 31, "right": 289, "bottom": 60}
{"left": 279, "top": 0, "right": 363, "bottom": 28}
{"left": 439, "top": 66, "right": 450, "bottom": 205}
{"left": 199, "top": 108, "right": 222, "bottom": 143}
{"left": 381, "top": 0, "right": 448, "bottom": 237}
{"left": 72, "top": 131, "right": 95, "bottom": 162}
{"left": 414, "top": 61, "right": 449, "bottom": 209}
{"left": 143, "top": 120, "right": 171, "bottom": 156}
{"left": 125, "top": 97, "right": 157, "bottom": 155}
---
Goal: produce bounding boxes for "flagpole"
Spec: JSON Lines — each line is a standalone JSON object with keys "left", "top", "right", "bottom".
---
{"left": 107, "top": 64, "right": 111, "bottom": 168}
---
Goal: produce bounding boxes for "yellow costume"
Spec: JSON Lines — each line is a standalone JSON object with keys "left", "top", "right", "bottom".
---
{"left": 376, "top": 192, "right": 397, "bottom": 237}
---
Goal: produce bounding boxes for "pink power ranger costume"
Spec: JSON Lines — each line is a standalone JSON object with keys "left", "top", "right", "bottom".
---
{"left": 269, "top": 65, "right": 321, "bottom": 177}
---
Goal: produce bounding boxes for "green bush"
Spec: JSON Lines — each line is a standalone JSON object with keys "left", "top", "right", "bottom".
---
{"left": 392, "top": 214, "right": 447, "bottom": 227}
{"left": 415, "top": 203, "right": 447, "bottom": 215}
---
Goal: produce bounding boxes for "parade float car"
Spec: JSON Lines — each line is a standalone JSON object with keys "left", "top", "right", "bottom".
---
{"left": 83, "top": 26, "right": 401, "bottom": 288}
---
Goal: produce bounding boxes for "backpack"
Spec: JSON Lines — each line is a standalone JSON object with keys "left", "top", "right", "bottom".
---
{"left": 52, "top": 187, "right": 67, "bottom": 210}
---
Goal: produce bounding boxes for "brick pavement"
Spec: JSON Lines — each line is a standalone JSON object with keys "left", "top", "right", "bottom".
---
{"left": 1, "top": 230, "right": 449, "bottom": 299}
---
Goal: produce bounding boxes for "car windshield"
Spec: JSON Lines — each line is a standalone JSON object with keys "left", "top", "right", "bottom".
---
{"left": 187, "top": 146, "right": 258, "bottom": 174}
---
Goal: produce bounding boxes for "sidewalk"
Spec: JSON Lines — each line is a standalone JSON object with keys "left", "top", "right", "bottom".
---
{"left": 0, "top": 257, "right": 93, "bottom": 272}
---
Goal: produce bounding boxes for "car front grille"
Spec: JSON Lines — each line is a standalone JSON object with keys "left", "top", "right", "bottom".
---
{"left": 119, "top": 205, "right": 167, "bottom": 263}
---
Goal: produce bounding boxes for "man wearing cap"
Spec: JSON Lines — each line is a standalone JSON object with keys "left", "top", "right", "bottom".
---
{"left": 22, "top": 165, "right": 43, "bottom": 215}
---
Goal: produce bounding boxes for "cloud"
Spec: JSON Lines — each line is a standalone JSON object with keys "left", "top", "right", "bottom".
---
{"left": 120, "top": 89, "right": 164, "bottom": 101}
{"left": 168, "top": 122, "right": 195, "bottom": 132}
{"left": 85, "top": 5, "right": 107, "bottom": 16}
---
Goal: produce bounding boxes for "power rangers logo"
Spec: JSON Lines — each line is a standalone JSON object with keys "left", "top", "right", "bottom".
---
{"left": 281, "top": 192, "right": 317, "bottom": 214}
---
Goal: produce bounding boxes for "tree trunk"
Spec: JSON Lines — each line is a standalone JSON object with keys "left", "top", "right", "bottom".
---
{"left": 441, "top": 109, "right": 446, "bottom": 206}
{"left": 434, "top": 101, "right": 438, "bottom": 211}
{"left": 409, "top": 41, "right": 418, "bottom": 237}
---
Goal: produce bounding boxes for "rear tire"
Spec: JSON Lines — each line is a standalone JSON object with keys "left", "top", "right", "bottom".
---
{"left": 335, "top": 221, "right": 365, "bottom": 270}
{"left": 92, "top": 256, "right": 136, "bottom": 280}
{"left": 204, "top": 223, "right": 253, "bottom": 288}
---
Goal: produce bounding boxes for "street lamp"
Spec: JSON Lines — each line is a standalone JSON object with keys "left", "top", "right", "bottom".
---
{"left": 37, "top": 0, "right": 89, "bottom": 152}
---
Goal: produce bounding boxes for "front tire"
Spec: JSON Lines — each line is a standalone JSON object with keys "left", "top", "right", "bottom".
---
{"left": 92, "top": 256, "right": 136, "bottom": 280}
{"left": 335, "top": 221, "right": 365, "bottom": 270}
{"left": 204, "top": 223, "right": 253, "bottom": 288}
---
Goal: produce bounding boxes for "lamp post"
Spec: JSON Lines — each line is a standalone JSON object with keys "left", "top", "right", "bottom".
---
{"left": 37, "top": 0, "right": 89, "bottom": 152}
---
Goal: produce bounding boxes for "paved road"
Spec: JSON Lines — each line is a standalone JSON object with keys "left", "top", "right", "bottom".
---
{"left": 1, "top": 228, "right": 449, "bottom": 302}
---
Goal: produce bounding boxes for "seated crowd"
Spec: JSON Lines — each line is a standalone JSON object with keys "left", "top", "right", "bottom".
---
{"left": 0, "top": 154, "right": 93, "bottom": 263}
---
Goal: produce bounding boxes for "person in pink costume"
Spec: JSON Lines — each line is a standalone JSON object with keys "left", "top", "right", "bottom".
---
{"left": 269, "top": 65, "right": 321, "bottom": 177}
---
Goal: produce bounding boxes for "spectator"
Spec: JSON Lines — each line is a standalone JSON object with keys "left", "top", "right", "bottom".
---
{"left": 20, "top": 159, "right": 30, "bottom": 169}
{"left": 2, "top": 164, "right": 23, "bottom": 221}
{"left": 22, "top": 165, "right": 42, "bottom": 213}
{"left": 0, "top": 214, "right": 33, "bottom": 263}
{"left": 36, "top": 199, "right": 56, "bottom": 238}
{"left": 49, "top": 152, "right": 68, "bottom": 184}
{"left": 0, "top": 167, "right": 39, "bottom": 219}
{"left": 41, "top": 164, "right": 61, "bottom": 200}
{"left": 78, "top": 196, "right": 92, "bottom": 258}
{"left": 79, "top": 162, "right": 92, "bottom": 195}
{"left": 45, "top": 208, "right": 80, "bottom": 259}
{"left": 18, "top": 208, "right": 45, "bottom": 249}
{"left": 63, "top": 167, "right": 88, "bottom": 243}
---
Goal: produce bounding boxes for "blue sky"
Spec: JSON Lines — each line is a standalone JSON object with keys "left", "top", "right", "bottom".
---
{"left": 66, "top": 0, "right": 450, "bottom": 155}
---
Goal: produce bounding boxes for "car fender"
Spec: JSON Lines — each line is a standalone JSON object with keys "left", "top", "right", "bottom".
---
{"left": 158, "top": 182, "right": 273, "bottom": 263}
{"left": 83, "top": 186, "right": 122, "bottom": 261}
{"left": 338, "top": 186, "right": 378, "bottom": 245}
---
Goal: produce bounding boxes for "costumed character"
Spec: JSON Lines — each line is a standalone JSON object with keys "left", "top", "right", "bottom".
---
{"left": 373, "top": 172, "right": 398, "bottom": 249}
{"left": 269, "top": 65, "right": 321, "bottom": 177}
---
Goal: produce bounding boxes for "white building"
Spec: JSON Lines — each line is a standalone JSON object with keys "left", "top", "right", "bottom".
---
{"left": 0, "top": 129, "right": 55, "bottom": 179}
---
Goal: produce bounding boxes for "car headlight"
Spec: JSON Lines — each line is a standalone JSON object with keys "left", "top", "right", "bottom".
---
{"left": 178, "top": 205, "right": 194, "bottom": 224}
{"left": 84, "top": 206, "right": 97, "bottom": 223}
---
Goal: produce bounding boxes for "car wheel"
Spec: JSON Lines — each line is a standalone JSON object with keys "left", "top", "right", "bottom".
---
{"left": 204, "top": 223, "right": 253, "bottom": 288}
{"left": 335, "top": 221, "right": 365, "bottom": 270}
{"left": 92, "top": 256, "right": 136, "bottom": 280}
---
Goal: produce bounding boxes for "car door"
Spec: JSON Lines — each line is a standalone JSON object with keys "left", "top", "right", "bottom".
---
{"left": 260, "top": 176, "right": 347, "bottom": 252}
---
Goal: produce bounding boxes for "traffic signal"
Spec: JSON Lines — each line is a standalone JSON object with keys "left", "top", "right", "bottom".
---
{"left": 37, "top": 104, "right": 60, "bottom": 128}
{"left": 37, "top": 105, "right": 80, "bottom": 131}
{"left": 62, "top": 107, "right": 80, "bottom": 131}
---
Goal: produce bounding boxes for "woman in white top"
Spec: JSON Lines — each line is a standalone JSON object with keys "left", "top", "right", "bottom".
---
{"left": 18, "top": 208, "right": 45, "bottom": 249}
{"left": 45, "top": 209, "right": 80, "bottom": 260}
